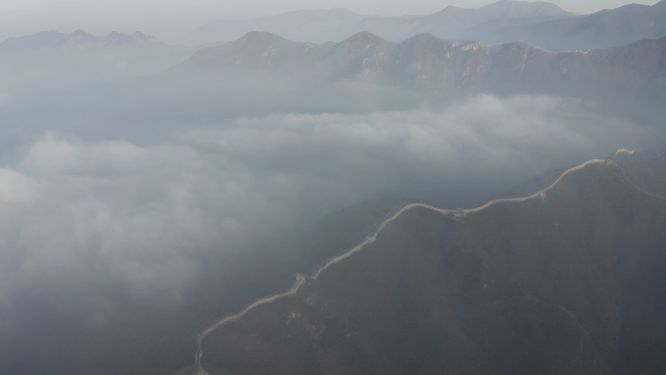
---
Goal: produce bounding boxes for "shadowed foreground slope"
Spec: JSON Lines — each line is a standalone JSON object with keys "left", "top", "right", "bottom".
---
{"left": 199, "top": 149, "right": 666, "bottom": 375}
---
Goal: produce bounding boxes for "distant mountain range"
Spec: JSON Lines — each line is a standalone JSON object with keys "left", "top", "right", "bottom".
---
{"left": 0, "top": 30, "right": 160, "bottom": 51}
{"left": 6, "top": 1, "right": 666, "bottom": 56}
{"left": 476, "top": 0, "right": 666, "bottom": 51}
{"left": 197, "top": 149, "right": 666, "bottom": 375}
{"left": 184, "top": 31, "right": 666, "bottom": 105}
{"left": 0, "top": 29, "right": 195, "bottom": 94}
{"left": 184, "top": 0, "right": 574, "bottom": 46}
{"left": 184, "top": 0, "right": 666, "bottom": 52}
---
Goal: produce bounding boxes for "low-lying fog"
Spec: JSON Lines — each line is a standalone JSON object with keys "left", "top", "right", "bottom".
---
{"left": 0, "top": 53, "right": 664, "bottom": 374}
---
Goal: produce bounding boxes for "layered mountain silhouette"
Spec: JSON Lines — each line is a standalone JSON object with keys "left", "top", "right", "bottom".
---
{"left": 184, "top": 0, "right": 573, "bottom": 45}
{"left": 197, "top": 149, "right": 666, "bottom": 375}
{"left": 0, "top": 29, "right": 194, "bottom": 94}
{"left": 186, "top": 1, "right": 666, "bottom": 52}
{"left": 0, "top": 30, "right": 160, "bottom": 51}
{"left": 186, "top": 8, "right": 370, "bottom": 46}
{"left": 474, "top": 0, "right": 666, "bottom": 51}
{"left": 359, "top": 0, "right": 573, "bottom": 43}
{"left": 185, "top": 31, "right": 666, "bottom": 104}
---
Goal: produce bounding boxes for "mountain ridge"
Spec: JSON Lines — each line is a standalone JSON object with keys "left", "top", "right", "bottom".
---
{"left": 184, "top": 1, "right": 666, "bottom": 52}
{"left": 476, "top": 2, "right": 666, "bottom": 51}
{"left": 195, "top": 149, "right": 666, "bottom": 374}
{"left": 184, "top": 31, "right": 666, "bottom": 105}
{"left": 0, "top": 30, "right": 162, "bottom": 51}
{"left": 184, "top": 0, "right": 573, "bottom": 45}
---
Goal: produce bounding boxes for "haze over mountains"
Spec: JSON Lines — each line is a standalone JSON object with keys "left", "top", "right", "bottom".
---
{"left": 0, "top": 29, "right": 193, "bottom": 94}
{"left": 0, "top": 30, "right": 161, "bottom": 51}
{"left": 185, "top": 0, "right": 574, "bottom": 45}
{"left": 0, "top": 1, "right": 665, "bottom": 375}
{"left": 184, "top": 0, "right": 666, "bottom": 52}
{"left": 479, "top": 0, "right": 666, "bottom": 51}
{"left": 186, "top": 31, "right": 666, "bottom": 107}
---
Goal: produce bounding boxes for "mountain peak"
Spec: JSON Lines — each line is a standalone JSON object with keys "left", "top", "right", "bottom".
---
{"left": 102, "top": 31, "right": 158, "bottom": 46}
{"left": 303, "top": 7, "right": 358, "bottom": 15}
{"left": 0, "top": 30, "right": 67, "bottom": 50}
{"left": 435, "top": 0, "right": 572, "bottom": 18}
{"left": 329, "top": 7, "right": 355, "bottom": 13}
{"left": 405, "top": 32, "right": 439, "bottom": 42}
{"left": 60, "top": 30, "right": 100, "bottom": 48}
{"left": 183, "top": 31, "right": 666, "bottom": 106}
{"left": 241, "top": 30, "right": 288, "bottom": 41}
{"left": 185, "top": 0, "right": 575, "bottom": 46}
{"left": 233, "top": 31, "right": 296, "bottom": 48}
{"left": 189, "top": 31, "right": 320, "bottom": 69}
{"left": 339, "top": 31, "right": 386, "bottom": 46}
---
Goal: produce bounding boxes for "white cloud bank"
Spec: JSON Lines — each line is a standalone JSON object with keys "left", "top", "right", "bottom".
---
{"left": 0, "top": 94, "right": 663, "bottom": 313}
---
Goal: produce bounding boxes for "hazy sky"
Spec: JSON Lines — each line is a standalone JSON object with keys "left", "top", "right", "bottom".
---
{"left": 0, "top": 0, "right": 657, "bottom": 42}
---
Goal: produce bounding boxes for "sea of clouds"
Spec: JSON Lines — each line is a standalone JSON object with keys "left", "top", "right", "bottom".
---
{"left": 0, "top": 94, "right": 663, "bottom": 313}
{"left": 1, "top": 51, "right": 665, "bottom": 373}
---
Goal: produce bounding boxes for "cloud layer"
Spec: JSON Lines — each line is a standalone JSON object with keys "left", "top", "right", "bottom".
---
{"left": 1, "top": 94, "right": 663, "bottom": 305}
{"left": 0, "top": 91, "right": 664, "bottom": 374}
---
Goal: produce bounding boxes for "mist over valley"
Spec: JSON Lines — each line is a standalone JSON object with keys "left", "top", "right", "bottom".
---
{"left": 0, "top": 1, "right": 665, "bottom": 374}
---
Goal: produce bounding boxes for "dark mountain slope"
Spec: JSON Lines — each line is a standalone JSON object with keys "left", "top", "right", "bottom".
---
{"left": 0, "top": 195, "right": 414, "bottom": 375}
{"left": 198, "top": 150, "right": 666, "bottom": 375}
{"left": 185, "top": 32, "right": 666, "bottom": 104}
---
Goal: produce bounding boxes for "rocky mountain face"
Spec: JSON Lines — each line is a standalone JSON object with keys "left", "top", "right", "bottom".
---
{"left": 184, "top": 0, "right": 573, "bottom": 45}
{"left": 0, "top": 30, "right": 161, "bottom": 51}
{"left": 186, "top": 31, "right": 666, "bottom": 105}
{"left": 475, "top": 1, "right": 666, "bottom": 51}
{"left": 198, "top": 150, "right": 666, "bottom": 375}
